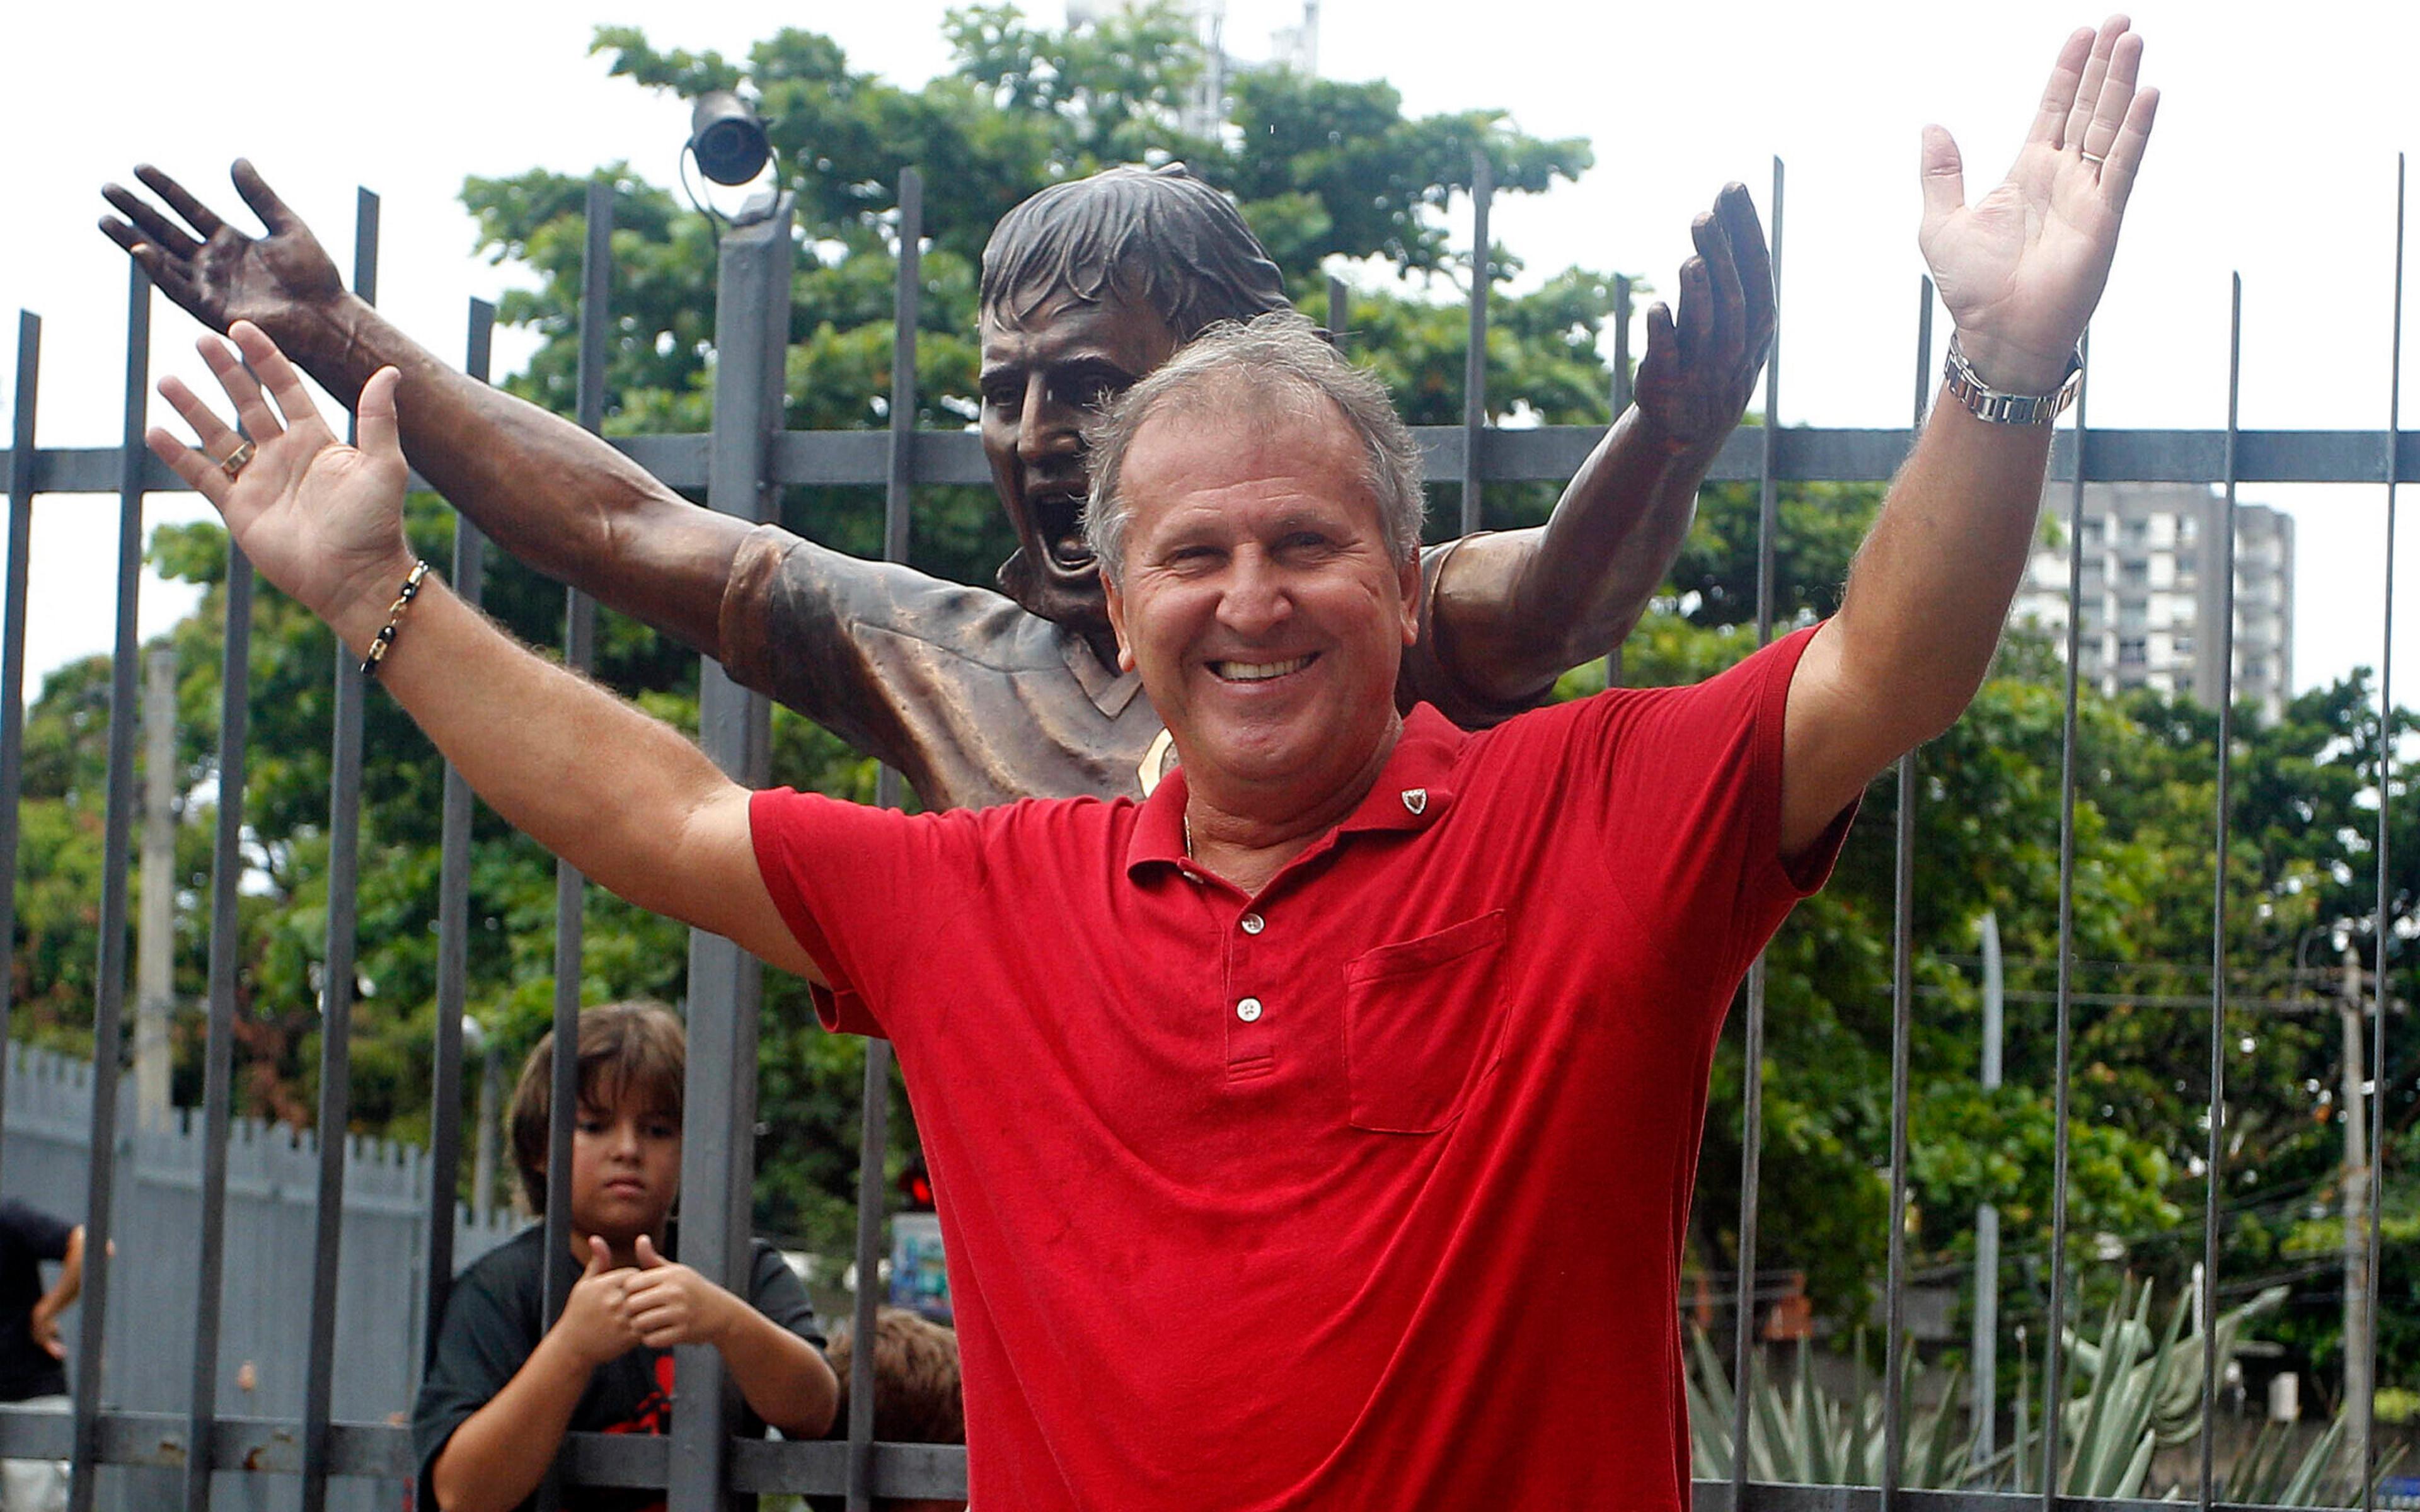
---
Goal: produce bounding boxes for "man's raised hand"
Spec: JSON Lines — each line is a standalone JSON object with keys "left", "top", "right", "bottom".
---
{"left": 146, "top": 322, "right": 416, "bottom": 639}
{"left": 101, "top": 162, "right": 348, "bottom": 362}
{"left": 1632, "top": 183, "right": 1776, "bottom": 451}
{"left": 1918, "top": 16, "right": 2159, "bottom": 392}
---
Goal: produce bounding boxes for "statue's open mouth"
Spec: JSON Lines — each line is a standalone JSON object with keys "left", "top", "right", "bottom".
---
{"left": 1030, "top": 489, "right": 1095, "bottom": 573}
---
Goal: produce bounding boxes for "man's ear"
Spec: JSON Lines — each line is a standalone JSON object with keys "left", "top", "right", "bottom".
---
{"left": 1397, "top": 553, "right": 1422, "bottom": 648}
{"left": 1103, "top": 569, "right": 1137, "bottom": 672}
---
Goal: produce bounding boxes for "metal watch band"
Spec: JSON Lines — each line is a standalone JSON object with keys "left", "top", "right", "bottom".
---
{"left": 1941, "top": 335, "right": 2083, "bottom": 427}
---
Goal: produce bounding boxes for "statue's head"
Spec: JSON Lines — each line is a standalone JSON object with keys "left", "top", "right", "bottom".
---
{"left": 977, "top": 164, "right": 1293, "bottom": 635}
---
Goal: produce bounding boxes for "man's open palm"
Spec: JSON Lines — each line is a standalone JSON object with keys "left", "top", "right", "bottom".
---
{"left": 1918, "top": 16, "right": 2159, "bottom": 392}
{"left": 147, "top": 322, "right": 412, "bottom": 629}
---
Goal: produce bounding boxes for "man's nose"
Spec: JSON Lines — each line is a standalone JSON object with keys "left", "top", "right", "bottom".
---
{"left": 1214, "top": 553, "right": 1293, "bottom": 637}
{"left": 1016, "top": 375, "right": 1081, "bottom": 465}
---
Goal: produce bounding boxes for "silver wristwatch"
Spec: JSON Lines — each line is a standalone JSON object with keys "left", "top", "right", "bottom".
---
{"left": 1941, "top": 335, "right": 2083, "bottom": 426}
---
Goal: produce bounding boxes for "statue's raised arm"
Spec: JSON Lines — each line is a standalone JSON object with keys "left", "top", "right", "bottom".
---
{"left": 103, "top": 158, "right": 1765, "bottom": 810}
{"left": 101, "top": 161, "right": 749, "bottom": 656}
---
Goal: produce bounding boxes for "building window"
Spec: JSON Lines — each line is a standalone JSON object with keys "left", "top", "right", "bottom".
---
{"left": 2174, "top": 635, "right": 2194, "bottom": 656}
{"left": 2119, "top": 638, "right": 2148, "bottom": 666}
{"left": 2120, "top": 558, "right": 2149, "bottom": 586}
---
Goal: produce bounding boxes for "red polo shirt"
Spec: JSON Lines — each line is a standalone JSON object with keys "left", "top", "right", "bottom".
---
{"left": 752, "top": 625, "right": 1849, "bottom": 1511}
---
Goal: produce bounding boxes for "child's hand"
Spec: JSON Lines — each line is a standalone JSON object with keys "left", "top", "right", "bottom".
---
{"left": 616, "top": 1234, "right": 741, "bottom": 1349}
{"left": 557, "top": 1235, "right": 645, "bottom": 1369}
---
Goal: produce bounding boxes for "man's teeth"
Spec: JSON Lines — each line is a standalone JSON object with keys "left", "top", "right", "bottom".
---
{"left": 1213, "top": 656, "right": 1312, "bottom": 682}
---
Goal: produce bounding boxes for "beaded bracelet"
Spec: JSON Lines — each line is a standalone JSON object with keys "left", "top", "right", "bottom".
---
{"left": 359, "top": 559, "right": 432, "bottom": 678}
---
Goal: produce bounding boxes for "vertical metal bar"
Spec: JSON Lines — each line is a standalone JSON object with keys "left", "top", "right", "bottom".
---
{"left": 1603, "top": 275, "right": 1634, "bottom": 692}
{"left": 2362, "top": 154, "right": 2404, "bottom": 1512}
{"left": 883, "top": 174, "right": 921, "bottom": 588}
{"left": 67, "top": 260, "right": 150, "bottom": 1512}
{"left": 0, "top": 312, "right": 39, "bottom": 1175}
{"left": 1325, "top": 275, "right": 1347, "bottom": 345}
{"left": 1611, "top": 272, "right": 1634, "bottom": 417}
{"left": 1879, "top": 280, "right": 1933, "bottom": 1509}
{"left": 534, "top": 184, "right": 613, "bottom": 1512}
{"left": 669, "top": 191, "right": 794, "bottom": 1512}
{"left": 541, "top": 181, "right": 613, "bottom": 1323}
{"left": 298, "top": 187, "right": 381, "bottom": 1512}
{"left": 422, "top": 299, "right": 496, "bottom": 1377}
{"left": 1730, "top": 154, "right": 1782, "bottom": 1504}
{"left": 1754, "top": 158, "right": 1783, "bottom": 646}
{"left": 2196, "top": 274, "right": 2244, "bottom": 1510}
{"left": 2043, "top": 328, "right": 2092, "bottom": 1506}
{"left": 1461, "top": 151, "right": 1492, "bottom": 537}
{"left": 845, "top": 1062, "right": 893, "bottom": 1512}
{"left": 182, "top": 472, "right": 256, "bottom": 1510}
{"left": 847, "top": 170, "right": 921, "bottom": 1512}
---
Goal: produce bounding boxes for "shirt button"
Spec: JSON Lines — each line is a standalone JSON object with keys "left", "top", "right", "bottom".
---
{"left": 1239, "top": 913, "right": 1265, "bottom": 936}
{"left": 1236, "top": 997, "right": 1264, "bottom": 1023}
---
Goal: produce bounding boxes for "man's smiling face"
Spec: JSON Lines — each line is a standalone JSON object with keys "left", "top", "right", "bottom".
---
{"left": 1102, "top": 395, "right": 1420, "bottom": 814}
{"left": 980, "top": 287, "right": 1183, "bottom": 637}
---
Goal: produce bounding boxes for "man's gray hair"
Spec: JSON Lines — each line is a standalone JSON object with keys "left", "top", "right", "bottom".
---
{"left": 1082, "top": 312, "right": 1427, "bottom": 585}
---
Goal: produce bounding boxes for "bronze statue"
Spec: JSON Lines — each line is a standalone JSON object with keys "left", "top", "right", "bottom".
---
{"left": 101, "top": 161, "right": 1772, "bottom": 809}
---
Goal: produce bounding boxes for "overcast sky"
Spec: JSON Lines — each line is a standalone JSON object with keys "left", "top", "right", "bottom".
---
{"left": 1, "top": 0, "right": 2411, "bottom": 699}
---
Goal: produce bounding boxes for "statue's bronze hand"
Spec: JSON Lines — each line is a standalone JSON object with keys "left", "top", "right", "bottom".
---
{"left": 101, "top": 161, "right": 349, "bottom": 365}
{"left": 1630, "top": 182, "right": 1775, "bottom": 454}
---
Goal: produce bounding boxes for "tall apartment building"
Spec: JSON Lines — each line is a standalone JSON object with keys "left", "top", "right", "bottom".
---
{"left": 2011, "top": 482, "right": 2296, "bottom": 721}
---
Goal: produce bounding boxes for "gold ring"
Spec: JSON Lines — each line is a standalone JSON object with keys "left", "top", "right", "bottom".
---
{"left": 2080, "top": 151, "right": 2107, "bottom": 168}
{"left": 217, "top": 439, "right": 256, "bottom": 479}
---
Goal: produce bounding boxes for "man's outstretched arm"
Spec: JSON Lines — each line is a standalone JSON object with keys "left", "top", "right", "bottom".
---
{"left": 1782, "top": 16, "right": 2159, "bottom": 857}
{"left": 101, "top": 161, "right": 747, "bottom": 654}
{"left": 146, "top": 321, "right": 819, "bottom": 985}
{"left": 1426, "top": 184, "right": 1775, "bottom": 706}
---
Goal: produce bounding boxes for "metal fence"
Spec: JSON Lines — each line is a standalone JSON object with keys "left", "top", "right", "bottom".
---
{"left": 0, "top": 152, "right": 2411, "bottom": 1512}
{"left": 0, "top": 1040, "right": 517, "bottom": 1512}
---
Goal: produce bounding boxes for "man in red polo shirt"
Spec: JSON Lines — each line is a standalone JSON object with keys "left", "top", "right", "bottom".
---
{"left": 147, "top": 20, "right": 2153, "bottom": 1506}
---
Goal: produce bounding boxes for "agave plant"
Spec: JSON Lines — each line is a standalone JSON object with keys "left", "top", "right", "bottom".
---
{"left": 1685, "top": 1328, "right": 1985, "bottom": 1489}
{"left": 1681, "top": 1271, "right": 2393, "bottom": 1503}
{"left": 2218, "top": 1412, "right": 2409, "bottom": 1506}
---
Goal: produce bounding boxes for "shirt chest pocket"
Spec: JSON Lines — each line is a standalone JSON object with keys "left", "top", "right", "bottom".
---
{"left": 1342, "top": 910, "right": 1511, "bottom": 1134}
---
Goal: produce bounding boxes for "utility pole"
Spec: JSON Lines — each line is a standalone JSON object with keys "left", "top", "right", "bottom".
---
{"left": 134, "top": 645, "right": 177, "bottom": 1129}
{"left": 464, "top": 1016, "right": 499, "bottom": 1225}
{"left": 1971, "top": 910, "right": 2004, "bottom": 1465}
{"left": 2341, "top": 944, "right": 2371, "bottom": 1449}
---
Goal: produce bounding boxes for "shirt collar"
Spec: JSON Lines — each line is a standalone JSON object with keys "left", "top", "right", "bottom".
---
{"left": 1061, "top": 627, "right": 1145, "bottom": 718}
{"left": 1124, "top": 703, "right": 1467, "bottom": 880}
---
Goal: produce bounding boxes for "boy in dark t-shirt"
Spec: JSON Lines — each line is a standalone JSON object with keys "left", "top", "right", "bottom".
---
{"left": 413, "top": 1004, "right": 835, "bottom": 1512}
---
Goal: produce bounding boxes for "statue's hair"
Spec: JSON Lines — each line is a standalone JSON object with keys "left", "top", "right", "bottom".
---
{"left": 981, "top": 164, "right": 1293, "bottom": 340}
{"left": 1083, "top": 312, "right": 1425, "bottom": 584}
